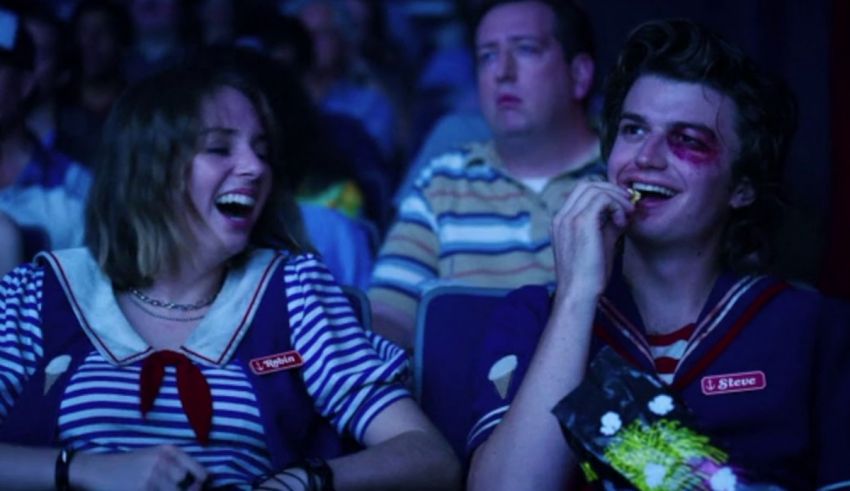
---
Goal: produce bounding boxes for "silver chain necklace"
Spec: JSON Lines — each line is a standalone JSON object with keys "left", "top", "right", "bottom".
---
{"left": 129, "top": 288, "right": 218, "bottom": 312}
{"left": 128, "top": 296, "right": 207, "bottom": 322}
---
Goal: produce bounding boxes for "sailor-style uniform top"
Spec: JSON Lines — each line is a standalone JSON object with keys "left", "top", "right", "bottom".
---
{"left": 0, "top": 248, "right": 409, "bottom": 489}
{"left": 467, "top": 270, "right": 850, "bottom": 490}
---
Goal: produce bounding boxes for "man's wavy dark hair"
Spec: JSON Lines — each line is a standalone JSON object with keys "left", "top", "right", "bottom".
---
{"left": 600, "top": 19, "right": 798, "bottom": 273}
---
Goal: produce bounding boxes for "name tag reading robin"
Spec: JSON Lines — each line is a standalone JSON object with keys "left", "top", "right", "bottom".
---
{"left": 250, "top": 350, "right": 304, "bottom": 375}
{"left": 701, "top": 370, "right": 766, "bottom": 396}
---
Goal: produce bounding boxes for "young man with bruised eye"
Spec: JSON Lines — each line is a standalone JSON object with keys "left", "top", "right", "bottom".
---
{"left": 467, "top": 19, "right": 850, "bottom": 490}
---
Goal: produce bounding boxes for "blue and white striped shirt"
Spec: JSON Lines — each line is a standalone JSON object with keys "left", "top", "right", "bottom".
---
{"left": 0, "top": 250, "right": 409, "bottom": 489}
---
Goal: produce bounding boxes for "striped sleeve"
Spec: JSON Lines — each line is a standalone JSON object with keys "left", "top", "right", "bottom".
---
{"left": 285, "top": 254, "right": 410, "bottom": 442}
{"left": 0, "top": 264, "right": 46, "bottom": 423}
{"left": 368, "top": 181, "right": 440, "bottom": 330}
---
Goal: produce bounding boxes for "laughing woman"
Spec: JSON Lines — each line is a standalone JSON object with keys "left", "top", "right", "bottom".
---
{"left": 0, "top": 59, "right": 459, "bottom": 490}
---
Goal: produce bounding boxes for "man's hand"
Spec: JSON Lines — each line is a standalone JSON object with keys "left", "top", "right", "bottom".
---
{"left": 551, "top": 182, "right": 635, "bottom": 303}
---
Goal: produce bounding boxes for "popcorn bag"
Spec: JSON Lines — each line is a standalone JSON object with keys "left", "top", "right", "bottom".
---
{"left": 551, "top": 348, "right": 783, "bottom": 491}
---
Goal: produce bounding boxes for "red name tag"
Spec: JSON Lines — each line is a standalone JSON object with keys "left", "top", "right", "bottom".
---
{"left": 701, "top": 371, "right": 766, "bottom": 396}
{"left": 249, "top": 350, "right": 304, "bottom": 375}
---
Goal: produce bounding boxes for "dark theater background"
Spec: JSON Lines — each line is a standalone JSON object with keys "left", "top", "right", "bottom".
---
{"left": 11, "top": 0, "right": 849, "bottom": 297}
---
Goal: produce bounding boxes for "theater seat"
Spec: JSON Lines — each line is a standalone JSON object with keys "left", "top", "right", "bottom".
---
{"left": 413, "top": 285, "right": 511, "bottom": 459}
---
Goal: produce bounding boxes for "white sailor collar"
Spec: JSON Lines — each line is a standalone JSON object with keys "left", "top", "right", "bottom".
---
{"left": 37, "top": 248, "right": 285, "bottom": 367}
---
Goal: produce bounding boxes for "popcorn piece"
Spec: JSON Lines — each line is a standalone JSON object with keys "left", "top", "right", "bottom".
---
{"left": 648, "top": 394, "right": 674, "bottom": 416}
{"left": 628, "top": 188, "right": 642, "bottom": 205}
{"left": 644, "top": 463, "right": 668, "bottom": 488}
{"left": 600, "top": 411, "right": 622, "bottom": 436}
{"left": 709, "top": 467, "right": 738, "bottom": 491}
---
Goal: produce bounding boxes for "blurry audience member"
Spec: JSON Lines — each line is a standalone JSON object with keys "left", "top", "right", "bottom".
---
{"left": 343, "top": 0, "right": 411, "bottom": 132}
{"left": 369, "top": 0, "right": 602, "bottom": 349}
{"left": 0, "top": 212, "right": 23, "bottom": 276}
{"left": 411, "top": 4, "right": 479, "bottom": 146}
{"left": 21, "top": 2, "right": 69, "bottom": 149}
{"left": 290, "top": 0, "right": 399, "bottom": 163}
{"left": 0, "top": 3, "right": 91, "bottom": 254}
{"left": 258, "top": 14, "right": 393, "bottom": 230}
{"left": 260, "top": 12, "right": 314, "bottom": 71}
{"left": 124, "top": 0, "right": 188, "bottom": 82}
{"left": 195, "top": 0, "right": 234, "bottom": 46}
{"left": 343, "top": 0, "right": 403, "bottom": 81}
{"left": 56, "top": 0, "right": 131, "bottom": 165}
{"left": 300, "top": 202, "right": 376, "bottom": 289}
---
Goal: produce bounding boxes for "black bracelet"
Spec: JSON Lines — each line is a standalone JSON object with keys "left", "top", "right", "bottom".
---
{"left": 300, "top": 458, "right": 335, "bottom": 491}
{"left": 251, "top": 459, "right": 334, "bottom": 491}
{"left": 54, "top": 448, "right": 75, "bottom": 491}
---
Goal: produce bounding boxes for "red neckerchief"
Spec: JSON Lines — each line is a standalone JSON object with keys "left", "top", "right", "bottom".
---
{"left": 140, "top": 350, "right": 213, "bottom": 445}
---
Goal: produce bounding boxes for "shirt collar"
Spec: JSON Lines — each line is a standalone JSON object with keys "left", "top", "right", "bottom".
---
{"left": 38, "top": 248, "right": 284, "bottom": 367}
{"left": 463, "top": 140, "right": 605, "bottom": 182}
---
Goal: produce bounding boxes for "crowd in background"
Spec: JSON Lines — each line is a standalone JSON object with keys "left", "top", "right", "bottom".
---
{"left": 2, "top": 0, "right": 495, "bottom": 236}
{"left": 0, "top": 0, "right": 842, "bottom": 288}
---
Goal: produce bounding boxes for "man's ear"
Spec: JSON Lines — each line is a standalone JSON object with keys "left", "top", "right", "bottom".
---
{"left": 730, "top": 177, "right": 756, "bottom": 209}
{"left": 569, "top": 53, "right": 594, "bottom": 101}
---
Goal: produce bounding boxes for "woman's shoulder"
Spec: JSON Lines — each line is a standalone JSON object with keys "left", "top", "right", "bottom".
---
{"left": 1, "top": 261, "right": 46, "bottom": 294}
{"left": 0, "top": 263, "right": 46, "bottom": 337}
{"left": 281, "top": 251, "right": 328, "bottom": 271}
{"left": 240, "top": 248, "right": 322, "bottom": 270}
{"left": 261, "top": 250, "right": 336, "bottom": 285}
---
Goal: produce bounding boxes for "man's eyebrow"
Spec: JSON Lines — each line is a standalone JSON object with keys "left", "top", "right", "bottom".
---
{"left": 620, "top": 112, "right": 647, "bottom": 124}
{"left": 508, "top": 34, "right": 546, "bottom": 43}
{"left": 476, "top": 40, "right": 497, "bottom": 51}
{"left": 476, "top": 34, "right": 547, "bottom": 49}
{"left": 669, "top": 122, "right": 719, "bottom": 140}
{"left": 620, "top": 112, "right": 719, "bottom": 136}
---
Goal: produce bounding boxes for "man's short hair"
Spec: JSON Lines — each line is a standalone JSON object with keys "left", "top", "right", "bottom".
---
{"left": 472, "top": 0, "right": 595, "bottom": 62}
{"left": 600, "top": 19, "right": 798, "bottom": 273}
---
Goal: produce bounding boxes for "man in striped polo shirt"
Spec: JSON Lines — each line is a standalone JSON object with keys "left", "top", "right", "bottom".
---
{"left": 369, "top": 0, "right": 604, "bottom": 349}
